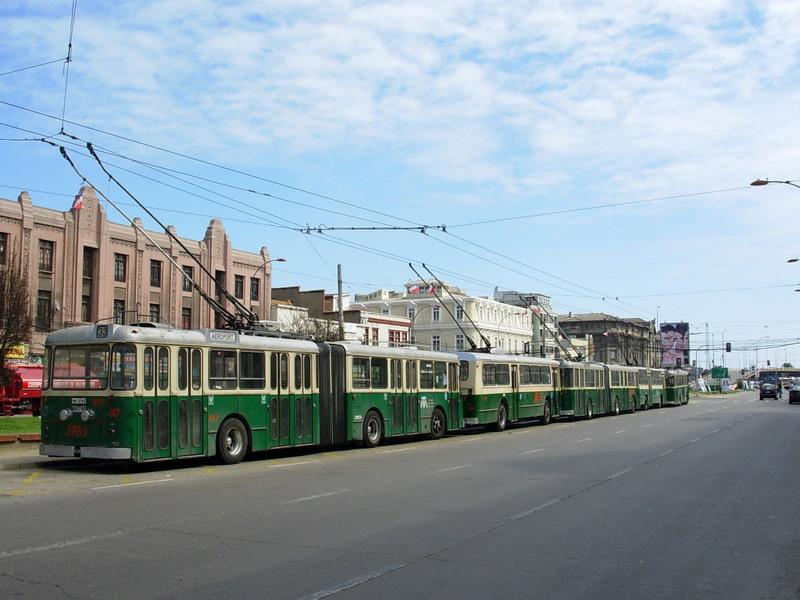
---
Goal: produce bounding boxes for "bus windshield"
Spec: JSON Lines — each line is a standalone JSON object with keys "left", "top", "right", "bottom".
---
{"left": 52, "top": 345, "right": 109, "bottom": 390}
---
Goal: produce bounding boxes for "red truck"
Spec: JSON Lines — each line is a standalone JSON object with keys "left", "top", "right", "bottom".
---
{"left": 0, "top": 364, "right": 43, "bottom": 416}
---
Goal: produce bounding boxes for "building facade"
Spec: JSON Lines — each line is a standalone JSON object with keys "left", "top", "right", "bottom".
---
{"left": 0, "top": 187, "right": 275, "bottom": 356}
{"left": 352, "top": 282, "right": 570, "bottom": 357}
{"left": 558, "top": 313, "right": 661, "bottom": 367}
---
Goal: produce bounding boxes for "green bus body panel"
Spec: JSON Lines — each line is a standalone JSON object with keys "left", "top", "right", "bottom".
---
{"left": 463, "top": 390, "right": 551, "bottom": 425}
{"left": 348, "top": 390, "right": 459, "bottom": 441}
{"left": 663, "top": 385, "right": 689, "bottom": 406}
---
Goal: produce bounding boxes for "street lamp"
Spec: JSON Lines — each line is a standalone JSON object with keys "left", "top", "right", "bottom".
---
{"left": 253, "top": 257, "right": 286, "bottom": 277}
{"left": 751, "top": 178, "right": 800, "bottom": 189}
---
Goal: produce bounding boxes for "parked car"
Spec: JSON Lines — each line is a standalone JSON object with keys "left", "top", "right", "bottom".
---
{"left": 760, "top": 383, "right": 778, "bottom": 400}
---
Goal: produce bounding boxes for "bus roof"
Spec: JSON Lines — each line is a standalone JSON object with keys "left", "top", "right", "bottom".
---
{"left": 458, "top": 351, "right": 558, "bottom": 367}
{"left": 336, "top": 342, "right": 458, "bottom": 362}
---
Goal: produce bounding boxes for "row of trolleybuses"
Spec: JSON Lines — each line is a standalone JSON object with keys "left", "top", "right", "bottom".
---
{"left": 39, "top": 323, "right": 690, "bottom": 464}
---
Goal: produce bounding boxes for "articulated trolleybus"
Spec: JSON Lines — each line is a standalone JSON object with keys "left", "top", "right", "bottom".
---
{"left": 40, "top": 322, "right": 461, "bottom": 464}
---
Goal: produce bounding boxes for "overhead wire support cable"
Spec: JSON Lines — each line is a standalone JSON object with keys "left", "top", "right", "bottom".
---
{"left": 0, "top": 100, "right": 424, "bottom": 227}
{"left": 0, "top": 58, "right": 68, "bottom": 78}
{"left": 301, "top": 225, "right": 446, "bottom": 234}
{"left": 60, "top": 0, "right": 79, "bottom": 133}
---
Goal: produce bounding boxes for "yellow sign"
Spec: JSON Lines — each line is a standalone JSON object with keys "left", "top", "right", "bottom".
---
{"left": 4, "top": 344, "right": 26, "bottom": 359}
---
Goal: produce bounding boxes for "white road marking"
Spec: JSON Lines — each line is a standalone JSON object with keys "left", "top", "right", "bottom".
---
{"left": 381, "top": 447, "right": 413, "bottom": 454}
{"left": 282, "top": 489, "right": 349, "bottom": 504}
{"left": 658, "top": 449, "right": 676, "bottom": 457}
{"left": 268, "top": 460, "right": 320, "bottom": 469}
{"left": 297, "top": 563, "right": 407, "bottom": 600}
{"left": 457, "top": 437, "right": 485, "bottom": 443}
{"left": 573, "top": 438, "right": 592, "bottom": 444}
{"left": 710, "top": 428, "right": 721, "bottom": 434}
{"left": 689, "top": 437, "right": 702, "bottom": 443}
{"left": 434, "top": 464, "right": 472, "bottom": 473}
{"left": 0, "top": 531, "right": 127, "bottom": 559}
{"left": 92, "top": 478, "right": 174, "bottom": 490}
{"left": 642, "top": 424, "right": 653, "bottom": 428}
{"left": 608, "top": 467, "right": 633, "bottom": 480}
{"left": 509, "top": 498, "right": 562, "bottom": 521}
{"left": 614, "top": 430, "right": 626, "bottom": 434}
{"left": 519, "top": 448, "right": 545, "bottom": 455}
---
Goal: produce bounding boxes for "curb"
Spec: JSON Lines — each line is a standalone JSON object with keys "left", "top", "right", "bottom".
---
{"left": 0, "top": 434, "right": 41, "bottom": 444}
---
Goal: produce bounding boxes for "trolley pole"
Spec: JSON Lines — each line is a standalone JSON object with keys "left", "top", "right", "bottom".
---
{"left": 337, "top": 264, "right": 345, "bottom": 341}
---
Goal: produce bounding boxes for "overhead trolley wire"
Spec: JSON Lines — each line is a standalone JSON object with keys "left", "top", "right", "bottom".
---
{"left": 0, "top": 58, "right": 68, "bottom": 78}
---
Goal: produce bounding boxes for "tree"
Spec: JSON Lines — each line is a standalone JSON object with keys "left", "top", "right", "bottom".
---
{"left": 0, "top": 250, "right": 33, "bottom": 387}
{"left": 285, "top": 313, "right": 341, "bottom": 341}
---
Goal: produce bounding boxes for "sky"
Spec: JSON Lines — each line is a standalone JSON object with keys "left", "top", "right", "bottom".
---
{"left": 1, "top": 0, "right": 799, "bottom": 369}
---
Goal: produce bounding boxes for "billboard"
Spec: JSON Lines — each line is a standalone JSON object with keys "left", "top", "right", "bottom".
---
{"left": 660, "top": 322, "right": 689, "bottom": 368}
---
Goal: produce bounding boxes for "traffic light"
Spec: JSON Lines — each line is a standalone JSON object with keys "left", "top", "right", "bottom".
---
{"left": 767, "top": 360, "right": 771, "bottom": 366}
{"left": 725, "top": 342, "right": 731, "bottom": 353}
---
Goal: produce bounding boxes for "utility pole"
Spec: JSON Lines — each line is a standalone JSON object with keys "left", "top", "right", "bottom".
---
{"left": 337, "top": 264, "right": 344, "bottom": 341}
{"left": 705, "top": 323, "right": 710, "bottom": 369}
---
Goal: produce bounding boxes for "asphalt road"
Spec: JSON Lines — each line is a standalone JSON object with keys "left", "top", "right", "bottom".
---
{"left": 1, "top": 391, "right": 799, "bottom": 599}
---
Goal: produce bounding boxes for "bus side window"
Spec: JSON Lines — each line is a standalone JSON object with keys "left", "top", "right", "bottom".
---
{"left": 191, "top": 349, "right": 201, "bottom": 390}
{"left": 144, "top": 347, "right": 154, "bottom": 391}
{"left": 177, "top": 349, "right": 188, "bottom": 391}
{"left": 157, "top": 347, "right": 169, "bottom": 391}
{"left": 269, "top": 353, "right": 278, "bottom": 390}
{"left": 280, "top": 353, "right": 289, "bottom": 390}
{"left": 294, "top": 355, "right": 302, "bottom": 390}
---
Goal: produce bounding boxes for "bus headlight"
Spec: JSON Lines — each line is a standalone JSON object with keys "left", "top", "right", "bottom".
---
{"left": 80, "top": 408, "right": 95, "bottom": 422}
{"left": 59, "top": 409, "right": 71, "bottom": 421}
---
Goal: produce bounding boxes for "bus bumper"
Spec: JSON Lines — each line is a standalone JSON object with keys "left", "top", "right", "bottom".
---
{"left": 40, "top": 444, "right": 132, "bottom": 460}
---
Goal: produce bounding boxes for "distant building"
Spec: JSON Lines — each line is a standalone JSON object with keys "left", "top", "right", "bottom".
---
{"left": 559, "top": 313, "right": 661, "bottom": 367}
{"left": 271, "top": 286, "right": 411, "bottom": 346}
{"left": 352, "top": 281, "right": 578, "bottom": 358}
{"left": 0, "top": 187, "right": 275, "bottom": 356}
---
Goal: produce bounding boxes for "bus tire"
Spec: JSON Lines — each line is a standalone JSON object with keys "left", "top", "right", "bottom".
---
{"left": 493, "top": 402, "right": 508, "bottom": 432}
{"left": 430, "top": 407, "right": 446, "bottom": 440}
{"left": 586, "top": 401, "right": 593, "bottom": 420}
{"left": 363, "top": 410, "right": 383, "bottom": 448}
{"left": 541, "top": 400, "right": 552, "bottom": 425}
{"left": 614, "top": 398, "right": 620, "bottom": 416}
{"left": 217, "top": 417, "right": 248, "bottom": 465}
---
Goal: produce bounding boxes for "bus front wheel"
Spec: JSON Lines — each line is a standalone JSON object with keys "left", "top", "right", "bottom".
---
{"left": 217, "top": 417, "right": 248, "bottom": 465}
{"left": 493, "top": 403, "right": 508, "bottom": 432}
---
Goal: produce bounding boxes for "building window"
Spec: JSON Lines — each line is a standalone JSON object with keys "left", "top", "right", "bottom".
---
{"left": 432, "top": 306, "right": 440, "bottom": 321}
{"left": 250, "top": 277, "right": 260, "bottom": 301}
{"left": 113, "top": 299, "right": 125, "bottom": 325}
{"left": 38, "top": 240, "right": 54, "bottom": 272}
{"left": 363, "top": 328, "right": 370, "bottom": 345}
{"left": 182, "top": 266, "right": 193, "bottom": 292}
{"left": 181, "top": 307, "right": 192, "bottom": 329}
{"left": 431, "top": 335, "right": 441, "bottom": 351}
{"left": 149, "top": 303, "right": 160, "bottom": 323}
{"left": 372, "top": 328, "right": 379, "bottom": 346}
{"left": 36, "top": 290, "right": 52, "bottom": 331}
{"left": 456, "top": 305, "right": 464, "bottom": 320}
{"left": 215, "top": 270, "right": 225, "bottom": 301}
{"left": 81, "top": 295, "right": 91, "bottom": 322}
{"left": 455, "top": 334, "right": 465, "bottom": 351}
{"left": 83, "top": 247, "right": 96, "bottom": 279}
{"left": 150, "top": 260, "right": 162, "bottom": 287}
{"left": 113, "top": 253, "right": 127, "bottom": 282}
{"left": 234, "top": 275, "right": 244, "bottom": 299}
{"left": 0, "top": 232, "right": 7, "bottom": 265}
{"left": 407, "top": 306, "right": 415, "bottom": 322}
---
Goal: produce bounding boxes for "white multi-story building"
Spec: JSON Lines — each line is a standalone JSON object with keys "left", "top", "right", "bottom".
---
{"left": 353, "top": 282, "right": 551, "bottom": 355}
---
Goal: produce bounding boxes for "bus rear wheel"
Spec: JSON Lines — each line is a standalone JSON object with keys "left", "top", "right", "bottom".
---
{"left": 493, "top": 403, "right": 508, "bottom": 432}
{"left": 363, "top": 410, "right": 383, "bottom": 448}
{"left": 613, "top": 399, "right": 620, "bottom": 416}
{"left": 541, "top": 400, "right": 552, "bottom": 425}
{"left": 217, "top": 417, "right": 248, "bottom": 464}
{"left": 585, "top": 402, "right": 593, "bottom": 420}
{"left": 430, "top": 407, "right": 446, "bottom": 440}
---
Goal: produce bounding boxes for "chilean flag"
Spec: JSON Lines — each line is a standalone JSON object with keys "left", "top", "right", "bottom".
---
{"left": 71, "top": 195, "right": 84, "bottom": 211}
{"left": 409, "top": 284, "right": 420, "bottom": 294}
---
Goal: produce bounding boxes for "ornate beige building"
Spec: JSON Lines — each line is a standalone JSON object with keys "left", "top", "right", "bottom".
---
{"left": 0, "top": 186, "right": 274, "bottom": 356}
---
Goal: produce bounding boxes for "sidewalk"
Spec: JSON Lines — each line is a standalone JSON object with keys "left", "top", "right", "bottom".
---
{"left": 0, "top": 439, "right": 52, "bottom": 471}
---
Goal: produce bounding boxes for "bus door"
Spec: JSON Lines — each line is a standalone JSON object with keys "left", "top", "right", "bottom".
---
{"left": 175, "top": 348, "right": 204, "bottom": 457}
{"left": 390, "top": 359, "right": 405, "bottom": 435}
{"left": 270, "top": 353, "right": 291, "bottom": 447}
{"left": 142, "top": 346, "right": 172, "bottom": 460}
{"left": 294, "top": 354, "right": 314, "bottom": 445}
{"left": 511, "top": 364, "right": 520, "bottom": 421}
{"left": 405, "top": 360, "right": 419, "bottom": 433}
{"left": 576, "top": 368, "right": 585, "bottom": 415}
{"left": 448, "top": 362, "right": 460, "bottom": 429}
